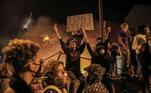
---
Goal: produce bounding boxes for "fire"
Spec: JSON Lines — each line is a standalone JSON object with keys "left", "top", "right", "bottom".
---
{"left": 41, "top": 34, "right": 55, "bottom": 47}
{"left": 43, "top": 35, "right": 50, "bottom": 42}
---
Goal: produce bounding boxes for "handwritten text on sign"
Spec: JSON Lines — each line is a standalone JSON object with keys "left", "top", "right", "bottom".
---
{"left": 66, "top": 13, "right": 94, "bottom": 32}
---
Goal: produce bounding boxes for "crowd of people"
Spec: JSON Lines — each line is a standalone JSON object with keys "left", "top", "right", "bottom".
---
{"left": 0, "top": 22, "right": 150, "bottom": 93}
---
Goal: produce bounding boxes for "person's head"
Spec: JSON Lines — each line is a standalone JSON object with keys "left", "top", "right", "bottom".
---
{"left": 2, "top": 39, "right": 40, "bottom": 73}
{"left": 121, "top": 23, "right": 129, "bottom": 32}
{"left": 96, "top": 37, "right": 103, "bottom": 44}
{"left": 95, "top": 37, "right": 106, "bottom": 56}
{"left": 144, "top": 24, "right": 150, "bottom": 36}
{"left": 84, "top": 64, "right": 105, "bottom": 84}
{"left": 106, "top": 24, "right": 112, "bottom": 33}
{"left": 74, "top": 31, "right": 83, "bottom": 44}
{"left": 68, "top": 39, "right": 78, "bottom": 49}
{"left": 48, "top": 60, "right": 67, "bottom": 84}
{"left": 137, "top": 25, "right": 149, "bottom": 35}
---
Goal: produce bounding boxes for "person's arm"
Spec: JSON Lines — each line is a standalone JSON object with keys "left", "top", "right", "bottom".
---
{"left": 54, "top": 24, "right": 68, "bottom": 53}
{"left": 54, "top": 24, "right": 61, "bottom": 39}
{"left": 81, "top": 28, "right": 89, "bottom": 43}
{"left": 132, "top": 35, "right": 138, "bottom": 50}
{"left": 87, "top": 43, "right": 96, "bottom": 57}
{"left": 81, "top": 28, "right": 96, "bottom": 56}
{"left": 59, "top": 39, "right": 68, "bottom": 53}
{"left": 104, "top": 31, "right": 110, "bottom": 42}
{"left": 79, "top": 41, "right": 86, "bottom": 53}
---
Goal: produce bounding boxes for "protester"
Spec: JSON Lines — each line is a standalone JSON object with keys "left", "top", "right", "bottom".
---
{"left": 0, "top": 39, "right": 40, "bottom": 93}
{"left": 43, "top": 60, "right": 68, "bottom": 93}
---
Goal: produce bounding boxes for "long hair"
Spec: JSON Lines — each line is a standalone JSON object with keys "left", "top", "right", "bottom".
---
{"left": 46, "top": 60, "right": 64, "bottom": 79}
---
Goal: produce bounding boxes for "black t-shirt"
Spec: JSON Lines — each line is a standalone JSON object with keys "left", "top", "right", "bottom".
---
{"left": 59, "top": 39, "right": 86, "bottom": 70}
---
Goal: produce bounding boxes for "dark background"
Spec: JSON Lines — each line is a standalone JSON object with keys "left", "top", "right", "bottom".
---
{"left": 0, "top": 0, "right": 151, "bottom": 63}
{"left": 0, "top": 0, "right": 150, "bottom": 46}
{"left": 31, "top": 0, "right": 150, "bottom": 23}
{"left": 0, "top": 0, "right": 150, "bottom": 23}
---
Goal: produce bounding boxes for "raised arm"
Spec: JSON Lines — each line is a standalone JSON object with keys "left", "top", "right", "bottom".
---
{"left": 54, "top": 24, "right": 61, "bottom": 39}
{"left": 81, "top": 28, "right": 89, "bottom": 43}
{"left": 54, "top": 24, "right": 67, "bottom": 53}
{"left": 81, "top": 28, "right": 96, "bottom": 56}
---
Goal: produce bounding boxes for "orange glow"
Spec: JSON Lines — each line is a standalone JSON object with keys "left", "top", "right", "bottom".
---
{"left": 43, "top": 35, "right": 50, "bottom": 42}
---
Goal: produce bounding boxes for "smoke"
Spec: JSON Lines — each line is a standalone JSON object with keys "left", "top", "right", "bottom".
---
{"left": 0, "top": 0, "right": 100, "bottom": 72}
{"left": 17, "top": 16, "right": 68, "bottom": 61}
{"left": 1, "top": 14, "right": 100, "bottom": 74}
{"left": 17, "top": 16, "right": 100, "bottom": 73}
{"left": 0, "top": 13, "right": 99, "bottom": 68}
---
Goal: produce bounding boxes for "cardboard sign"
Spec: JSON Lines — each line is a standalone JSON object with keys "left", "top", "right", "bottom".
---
{"left": 66, "top": 13, "right": 94, "bottom": 32}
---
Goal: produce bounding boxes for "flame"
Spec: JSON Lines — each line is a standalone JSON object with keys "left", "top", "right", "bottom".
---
{"left": 41, "top": 34, "right": 55, "bottom": 47}
{"left": 43, "top": 35, "right": 50, "bottom": 42}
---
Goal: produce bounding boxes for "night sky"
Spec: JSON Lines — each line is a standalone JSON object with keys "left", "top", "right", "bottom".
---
{"left": 0, "top": 0, "right": 150, "bottom": 47}
{"left": 32, "top": 0, "right": 150, "bottom": 23}
{"left": 30, "top": 0, "right": 141, "bottom": 23}
{"left": 0, "top": 0, "right": 150, "bottom": 23}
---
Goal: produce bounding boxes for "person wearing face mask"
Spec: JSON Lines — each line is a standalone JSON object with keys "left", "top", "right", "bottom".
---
{"left": 82, "top": 64, "right": 109, "bottom": 93}
{"left": 82, "top": 28, "right": 109, "bottom": 74}
{"left": 82, "top": 29, "right": 114, "bottom": 93}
